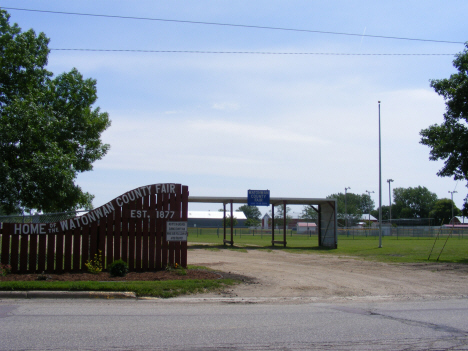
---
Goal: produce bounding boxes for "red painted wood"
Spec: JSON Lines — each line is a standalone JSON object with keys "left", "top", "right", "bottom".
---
{"left": 106, "top": 204, "right": 115, "bottom": 269}
{"left": 181, "top": 185, "right": 189, "bottom": 267}
{"left": 1, "top": 224, "right": 11, "bottom": 266}
{"left": 29, "top": 234, "right": 38, "bottom": 273}
{"left": 114, "top": 200, "right": 122, "bottom": 262}
{"left": 38, "top": 234, "right": 46, "bottom": 272}
{"left": 10, "top": 234, "right": 19, "bottom": 273}
{"left": 127, "top": 200, "right": 136, "bottom": 271}
{"left": 73, "top": 227, "right": 81, "bottom": 271}
{"left": 64, "top": 230, "right": 72, "bottom": 272}
{"left": 47, "top": 232, "right": 56, "bottom": 272}
{"left": 135, "top": 196, "right": 143, "bottom": 271}
{"left": 121, "top": 202, "right": 129, "bottom": 265}
{"left": 155, "top": 191, "right": 163, "bottom": 269}
{"left": 81, "top": 226, "right": 89, "bottom": 272}
{"left": 148, "top": 191, "right": 156, "bottom": 270}
{"left": 142, "top": 195, "right": 149, "bottom": 270}
{"left": 161, "top": 193, "right": 169, "bottom": 268}
{"left": 56, "top": 231, "right": 64, "bottom": 273}
{"left": 19, "top": 234, "right": 28, "bottom": 273}
{"left": 98, "top": 213, "right": 107, "bottom": 266}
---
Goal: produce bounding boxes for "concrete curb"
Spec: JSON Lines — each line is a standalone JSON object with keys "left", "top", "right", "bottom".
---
{"left": 0, "top": 291, "right": 137, "bottom": 299}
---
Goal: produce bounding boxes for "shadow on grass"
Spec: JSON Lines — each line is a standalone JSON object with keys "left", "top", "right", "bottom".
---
{"left": 188, "top": 243, "right": 336, "bottom": 252}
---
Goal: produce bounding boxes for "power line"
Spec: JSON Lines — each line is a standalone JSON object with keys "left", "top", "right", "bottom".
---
{"left": 50, "top": 48, "right": 455, "bottom": 55}
{"left": 3, "top": 6, "right": 465, "bottom": 45}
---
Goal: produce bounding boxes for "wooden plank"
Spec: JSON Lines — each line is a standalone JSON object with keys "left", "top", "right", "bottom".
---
{"left": 81, "top": 225, "right": 89, "bottom": 272}
{"left": 64, "top": 230, "right": 72, "bottom": 272}
{"left": 121, "top": 202, "right": 129, "bottom": 265}
{"left": 73, "top": 227, "right": 81, "bottom": 271}
{"left": 19, "top": 234, "right": 29, "bottom": 273}
{"left": 29, "top": 234, "right": 38, "bottom": 273}
{"left": 114, "top": 200, "right": 122, "bottom": 262}
{"left": 127, "top": 201, "right": 136, "bottom": 271}
{"left": 98, "top": 214, "right": 107, "bottom": 267}
{"left": 38, "top": 233, "right": 46, "bottom": 272}
{"left": 161, "top": 193, "right": 169, "bottom": 268}
{"left": 155, "top": 191, "right": 163, "bottom": 269}
{"left": 89, "top": 220, "right": 98, "bottom": 260}
{"left": 142, "top": 194, "right": 149, "bottom": 271}
{"left": 47, "top": 232, "right": 56, "bottom": 272}
{"left": 148, "top": 190, "right": 156, "bottom": 270}
{"left": 173, "top": 184, "right": 182, "bottom": 266}
{"left": 135, "top": 196, "right": 143, "bottom": 271}
{"left": 10, "top": 234, "right": 19, "bottom": 273}
{"left": 181, "top": 185, "right": 189, "bottom": 268}
{"left": 106, "top": 205, "right": 114, "bottom": 270}
{"left": 55, "top": 231, "right": 64, "bottom": 273}
{"left": 1, "top": 224, "right": 11, "bottom": 266}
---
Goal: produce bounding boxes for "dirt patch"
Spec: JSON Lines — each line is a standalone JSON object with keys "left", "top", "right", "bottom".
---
{"left": 0, "top": 269, "right": 220, "bottom": 282}
{"left": 187, "top": 248, "right": 468, "bottom": 301}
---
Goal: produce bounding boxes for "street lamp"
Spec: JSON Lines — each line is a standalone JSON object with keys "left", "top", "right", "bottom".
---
{"left": 449, "top": 190, "right": 457, "bottom": 227}
{"left": 387, "top": 179, "right": 394, "bottom": 223}
{"left": 378, "top": 101, "right": 382, "bottom": 248}
{"left": 365, "top": 190, "right": 375, "bottom": 228}
{"left": 345, "top": 187, "right": 351, "bottom": 229}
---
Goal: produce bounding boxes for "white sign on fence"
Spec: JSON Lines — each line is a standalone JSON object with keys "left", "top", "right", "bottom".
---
{"left": 166, "top": 221, "right": 188, "bottom": 241}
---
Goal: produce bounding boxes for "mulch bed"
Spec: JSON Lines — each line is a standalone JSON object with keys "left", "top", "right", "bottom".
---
{"left": 0, "top": 270, "right": 221, "bottom": 282}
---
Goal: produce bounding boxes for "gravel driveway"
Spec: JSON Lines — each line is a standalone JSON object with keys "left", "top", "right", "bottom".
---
{"left": 187, "top": 248, "right": 468, "bottom": 303}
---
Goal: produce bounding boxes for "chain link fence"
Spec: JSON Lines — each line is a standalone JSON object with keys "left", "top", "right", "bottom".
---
{"left": 0, "top": 211, "right": 88, "bottom": 224}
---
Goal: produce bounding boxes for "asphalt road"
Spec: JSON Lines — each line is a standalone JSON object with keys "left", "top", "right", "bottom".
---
{"left": 1, "top": 297, "right": 468, "bottom": 350}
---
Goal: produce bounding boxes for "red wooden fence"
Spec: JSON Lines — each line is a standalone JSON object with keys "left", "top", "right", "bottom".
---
{"left": 0, "top": 183, "right": 188, "bottom": 274}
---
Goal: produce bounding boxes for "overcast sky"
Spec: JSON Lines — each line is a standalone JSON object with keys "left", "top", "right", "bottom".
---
{"left": 3, "top": 1, "right": 468, "bottom": 215}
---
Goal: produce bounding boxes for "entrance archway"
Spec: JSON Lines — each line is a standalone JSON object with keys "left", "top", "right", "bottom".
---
{"left": 188, "top": 197, "right": 337, "bottom": 248}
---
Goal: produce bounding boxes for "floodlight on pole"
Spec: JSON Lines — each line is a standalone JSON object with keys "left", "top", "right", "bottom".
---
{"left": 345, "top": 187, "right": 351, "bottom": 229}
{"left": 365, "top": 190, "right": 375, "bottom": 228}
{"left": 449, "top": 190, "right": 457, "bottom": 227}
{"left": 387, "top": 179, "right": 394, "bottom": 224}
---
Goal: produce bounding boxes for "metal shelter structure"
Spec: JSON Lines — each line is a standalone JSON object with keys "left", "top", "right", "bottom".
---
{"left": 188, "top": 197, "right": 338, "bottom": 248}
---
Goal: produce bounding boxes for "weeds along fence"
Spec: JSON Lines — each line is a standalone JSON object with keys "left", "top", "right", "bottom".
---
{"left": 339, "top": 226, "right": 468, "bottom": 239}
{"left": 187, "top": 226, "right": 468, "bottom": 240}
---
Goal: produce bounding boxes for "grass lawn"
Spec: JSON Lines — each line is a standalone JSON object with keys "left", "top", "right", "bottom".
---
{"left": 0, "top": 265, "right": 237, "bottom": 298}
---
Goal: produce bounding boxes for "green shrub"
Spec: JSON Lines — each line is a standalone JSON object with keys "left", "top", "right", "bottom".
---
{"left": 109, "top": 259, "right": 129, "bottom": 277}
{"left": 85, "top": 250, "right": 103, "bottom": 274}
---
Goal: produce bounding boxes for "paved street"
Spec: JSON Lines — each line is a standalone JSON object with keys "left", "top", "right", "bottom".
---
{"left": 1, "top": 297, "right": 467, "bottom": 350}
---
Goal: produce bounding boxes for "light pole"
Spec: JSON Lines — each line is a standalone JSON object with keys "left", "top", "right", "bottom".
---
{"left": 378, "top": 101, "right": 382, "bottom": 248}
{"left": 365, "top": 190, "right": 375, "bottom": 228}
{"left": 387, "top": 179, "right": 394, "bottom": 224}
{"left": 449, "top": 190, "right": 457, "bottom": 227}
{"left": 345, "top": 187, "right": 351, "bottom": 229}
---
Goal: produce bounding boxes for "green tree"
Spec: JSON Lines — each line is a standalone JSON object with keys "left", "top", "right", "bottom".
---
{"left": 238, "top": 204, "right": 262, "bottom": 227}
{"left": 301, "top": 205, "right": 318, "bottom": 221}
{"left": 326, "top": 192, "right": 374, "bottom": 226}
{"left": 222, "top": 215, "right": 238, "bottom": 227}
{"left": 269, "top": 204, "right": 292, "bottom": 227}
{"left": 238, "top": 205, "right": 261, "bottom": 223}
{"left": 392, "top": 186, "right": 438, "bottom": 219}
{"left": 420, "top": 43, "right": 468, "bottom": 212}
{"left": 0, "top": 10, "right": 111, "bottom": 214}
{"left": 429, "top": 198, "right": 460, "bottom": 226}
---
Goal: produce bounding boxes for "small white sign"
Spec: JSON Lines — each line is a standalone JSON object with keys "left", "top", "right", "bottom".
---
{"left": 166, "top": 221, "right": 188, "bottom": 241}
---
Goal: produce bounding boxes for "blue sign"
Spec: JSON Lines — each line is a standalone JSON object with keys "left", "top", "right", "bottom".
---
{"left": 248, "top": 190, "right": 270, "bottom": 206}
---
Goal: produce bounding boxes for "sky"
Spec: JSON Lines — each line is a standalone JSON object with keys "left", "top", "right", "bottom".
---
{"left": 2, "top": 1, "right": 468, "bottom": 216}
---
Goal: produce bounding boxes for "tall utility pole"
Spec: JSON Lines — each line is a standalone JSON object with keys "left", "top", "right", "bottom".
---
{"left": 365, "top": 190, "right": 375, "bottom": 227}
{"left": 387, "top": 179, "right": 394, "bottom": 224}
{"left": 345, "top": 187, "right": 351, "bottom": 229}
{"left": 378, "top": 101, "right": 382, "bottom": 248}
{"left": 449, "top": 190, "right": 457, "bottom": 227}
